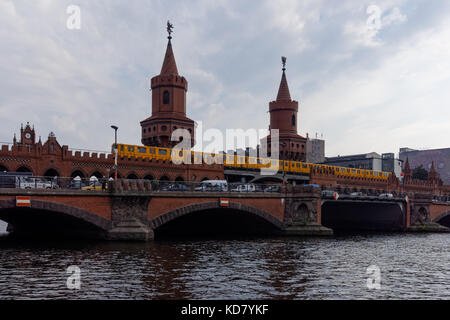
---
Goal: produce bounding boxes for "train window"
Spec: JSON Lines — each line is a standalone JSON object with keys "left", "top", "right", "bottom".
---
{"left": 149, "top": 148, "right": 155, "bottom": 154}
{"left": 357, "top": 170, "right": 360, "bottom": 174}
{"left": 374, "top": 172, "right": 378, "bottom": 176}
{"left": 158, "top": 149, "right": 167, "bottom": 155}
{"left": 303, "top": 164, "right": 308, "bottom": 168}
{"left": 138, "top": 147, "right": 147, "bottom": 153}
{"left": 351, "top": 169, "right": 356, "bottom": 173}
{"left": 120, "top": 145, "right": 124, "bottom": 151}
{"left": 296, "top": 163, "right": 300, "bottom": 168}
{"left": 128, "top": 146, "right": 134, "bottom": 152}
{"left": 341, "top": 168, "right": 345, "bottom": 173}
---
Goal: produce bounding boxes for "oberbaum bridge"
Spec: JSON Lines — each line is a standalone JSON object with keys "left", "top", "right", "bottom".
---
{"left": 1, "top": 24, "right": 450, "bottom": 241}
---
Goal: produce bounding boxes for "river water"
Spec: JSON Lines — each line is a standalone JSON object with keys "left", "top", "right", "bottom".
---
{"left": 0, "top": 221, "right": 449, "bottom": 300}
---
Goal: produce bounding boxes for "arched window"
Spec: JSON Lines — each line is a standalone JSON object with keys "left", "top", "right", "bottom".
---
{"left": 163, "top": 91, "right": 170, "bottom": 104}
{"left": 292, "top": 114, "right": 296, "bottom": 127}
{"left": 50, "top": 143, "right": 55, "bottom": 152}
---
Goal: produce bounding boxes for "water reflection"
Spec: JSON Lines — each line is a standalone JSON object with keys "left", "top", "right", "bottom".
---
{"left": 0, "top": 233, "right": 449, "bottom": 299}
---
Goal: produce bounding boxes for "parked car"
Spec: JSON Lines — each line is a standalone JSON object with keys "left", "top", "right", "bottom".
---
{"left": 264, "top": 185, "right": 280, "bottom": 193}
{"left": 161, "top": 183, "right": 190, "bottom": 192}
{"left": 350, "top": 192, "right": 363, "bottom": 197}
{"left": 230, "top": 184, "right": 256, "bottom": 193}
{"left": 322, "top": 190, "right": 338, "bottom": 199}
{"left": 18, "top": 177, "right": 55, "bottom": 189}
{"left": 195, "top": 180, "right": 228, "bottom": 192}
{"left": 82, "top": 181, "right": 108, "bottom": 191}
{"left": 379, "top": 193, "right": 394, "bottom": 199}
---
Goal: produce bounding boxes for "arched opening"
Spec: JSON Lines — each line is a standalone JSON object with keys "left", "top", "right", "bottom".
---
{"left": 154, "top": 206, "right": 282, "bottom": 239}
{"left": 292, "top": 114, "right": 296, "bottom": 127}
{"left": 201, "top": 177, "right": 209, "bottom": 182}
{"left": 159, "top": 175, "right": 170, "bottom": 181}
{"left": 0, "top": 164, "right": 8, "bottom": 172}
{"left": 322, "top": 201, "right": 404, "bottom": 232}
{"left": 127, "top": 173, "right": 139, "bottom": 180}
{"left": 296, "top": 204, "right": 310, "bottom": 224}
{"left": 163, "top": 91, "right": 170, "bottom": 105}
{"left": 43, "top": 168, "right": 59, "bottom": 178}
{"left": 0, "top": 202, "right": 109, "bottom": 240}
{"left": 71, "top": 170, "right": 86, "bottom": 179}
{"left": 143, "top": 174, "right": 155, "bottom": 181}
{"left": 16, "top": 166, "right": 33, "bottom": 174}
{"left": 90, "top": 171, "right": 104, "bottom": 179}
{"left": 175, "top": 176, "right": 184, "bottom": 182}
{"left": 434, "top": 212, "right": 450, "bottom": 228}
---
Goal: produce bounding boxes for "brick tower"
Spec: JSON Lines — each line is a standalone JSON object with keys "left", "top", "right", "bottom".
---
{"left": 140, "top": 21, "right": 195, "bottom": 148}
{"left": 262, "top": 57, "right": 307, "bottom": 161}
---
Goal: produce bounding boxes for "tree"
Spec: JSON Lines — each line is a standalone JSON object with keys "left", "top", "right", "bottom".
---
{"left": 412, "top": 165, "right": 428, "bottom": 181}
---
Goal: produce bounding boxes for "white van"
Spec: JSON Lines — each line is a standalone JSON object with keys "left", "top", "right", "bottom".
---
{"left": 195, "top": 180, "right": 228, "bottom": 192}
{"left": 230, "top": 184, "right": 256, "bottom": 192}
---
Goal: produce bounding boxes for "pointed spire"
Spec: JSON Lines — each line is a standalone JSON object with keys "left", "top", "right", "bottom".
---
{"left": 160, "top": 21, "right": 179, "bottom": 75}
{"left": 276, "top": 56, "right": 291, "bottom": 101}
{"left": 404, "top": 157, "right": 410, "bottom": 171}
{"left": 430, "top": 161, "right": 436, "bottom": 172}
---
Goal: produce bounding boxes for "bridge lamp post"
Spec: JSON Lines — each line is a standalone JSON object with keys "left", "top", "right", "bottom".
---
{"left": 111, "top": 125, "right": 119, "bottom": 181}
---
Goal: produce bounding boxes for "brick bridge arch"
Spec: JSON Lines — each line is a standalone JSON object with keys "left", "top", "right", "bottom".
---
{"left": 0, "top": 199, "right": 111, "bottom": 231}
{"left": 433, "top": 211, "right": 450, "bottom": 224}
{"left": 149, "top": 201, "right": 285, "bottom": 231}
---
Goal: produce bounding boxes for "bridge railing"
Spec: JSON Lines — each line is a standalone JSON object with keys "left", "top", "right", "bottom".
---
{"left": 0, "top": 175, "right": 289, "bottom": 194}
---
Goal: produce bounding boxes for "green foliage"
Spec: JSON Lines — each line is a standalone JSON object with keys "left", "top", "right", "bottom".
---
{"left": 412, "top": 165, "right": 428, "bottom": 181}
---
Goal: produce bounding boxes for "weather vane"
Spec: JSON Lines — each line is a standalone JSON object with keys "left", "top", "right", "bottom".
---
{"left": 282, "top": 56, "right": 287, "bottom": 71}
{"left": 167, "top": 20, "right": 174, "bottom": 40}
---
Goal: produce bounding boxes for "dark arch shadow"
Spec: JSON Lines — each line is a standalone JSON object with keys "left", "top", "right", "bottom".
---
{"left": 321, "top": 200, "right": 405, "bottom": 232}
{"left": 0, "top": 199, "right": 111, "bottom": 239}
{"left": 433, "top": 211, "right": 450, "bottom": 228}
{"left": 16, "top": 166, "right": 33, "bottom": 174}
{"left": 0, "top": 164, "right": 9, "bottom": 172}
{"left": 150, "top": 201, "right": 284, "bottom": 239}
{"left": 71, "top": 169, "right": 87, "bottom": 178}
{"left": 127, "top": 173, "right": 139, "bottom": 180}
{"left": 43, "top": 168, "right": 60, "bottom": 178}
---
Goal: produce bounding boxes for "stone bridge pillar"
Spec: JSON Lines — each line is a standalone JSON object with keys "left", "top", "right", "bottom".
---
{"left": 283, "top": 186, "right": 333, "bottom": 236}
{"left": 108, "top": 195, "right": 154, "bottom": 241}
{"left": 408, "top": 193, "right": 449, "bottom": 232}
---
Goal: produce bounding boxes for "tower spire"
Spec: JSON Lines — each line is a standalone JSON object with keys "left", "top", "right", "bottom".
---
{"left": 160, "top": 21, "right": 178, "bottom": 75}
{"left": 276, "top": 56, "right": 291, "bottom": 101}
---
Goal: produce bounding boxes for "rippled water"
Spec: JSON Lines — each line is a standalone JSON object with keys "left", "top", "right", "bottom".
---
{"left": 0, "top": 222, "right": 449, "bottom": 299}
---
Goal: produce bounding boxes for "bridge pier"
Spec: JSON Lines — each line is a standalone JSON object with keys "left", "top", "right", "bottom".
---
{"left": 283, "top": 188, "right": 333, "bottom": 236}
{"left": 108, "top": 196, "right": 154, "bottom": 241}
{"left": 407, "top": 194, "right": 450, "bottom": 233}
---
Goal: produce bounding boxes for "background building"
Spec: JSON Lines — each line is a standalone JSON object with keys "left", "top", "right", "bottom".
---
{"left": 306, "top": 136, "right": 325, "bottom": 164}
{"left": 399, "top": 147, "right": 450, "bottom": 184}
{"left": 322, "top": 152, "right": 403, "bottom": 177}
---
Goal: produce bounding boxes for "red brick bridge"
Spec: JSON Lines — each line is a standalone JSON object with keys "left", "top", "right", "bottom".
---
{"left": 0, "top": 181, "right": 449, "bottom": 241}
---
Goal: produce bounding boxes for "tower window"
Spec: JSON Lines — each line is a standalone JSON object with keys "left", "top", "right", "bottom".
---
{"left": 163, "top": 91, "right": 170, "bottom": 104}
{"left": 50, "top": 143, "right": 55, "bottom": 152}
{"left": 292, "top": 114, "right": 296, "bottom": 126}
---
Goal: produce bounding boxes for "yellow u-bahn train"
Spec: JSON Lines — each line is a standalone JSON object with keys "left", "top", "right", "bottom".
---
{"left": 116, "top": 143, "right": 393, "bottom": 181}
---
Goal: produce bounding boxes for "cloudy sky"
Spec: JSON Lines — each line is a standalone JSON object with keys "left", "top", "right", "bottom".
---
{"left": 0, "top": 0, "right": 449, "bottom": 157}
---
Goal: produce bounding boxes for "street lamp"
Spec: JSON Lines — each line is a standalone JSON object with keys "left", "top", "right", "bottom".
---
{"left": 111, "top": 125, "right": 118, "bottom": 181}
